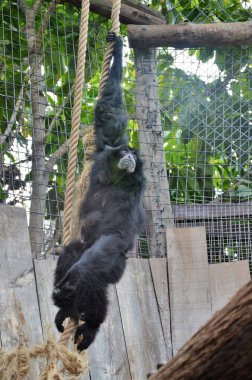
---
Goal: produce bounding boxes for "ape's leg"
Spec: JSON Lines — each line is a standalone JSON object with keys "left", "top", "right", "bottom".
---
{"left": 53, "top": 240, "right": 85, "bottom": 288}
{"left": 54, "top": 234, "right": 127, "bottom": 300}
{"left": 53, "top": 234, "right": 127, "bottom": 349}
{"left": 74, "top": 288, "right": 108, "bottom": 351}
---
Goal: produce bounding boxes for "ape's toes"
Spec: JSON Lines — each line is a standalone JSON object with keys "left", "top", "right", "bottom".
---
{"left": 74, "top": 324, "right": 99, "bottom": 351}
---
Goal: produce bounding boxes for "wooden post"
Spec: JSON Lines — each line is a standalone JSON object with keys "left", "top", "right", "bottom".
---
{"left": 128, "top": 22, "right": 252, "bottom": 48}
{"left": 134, "top": 48, "right": 174, "bottom": 257}
{"left": 149, "top": 280, "right": 252, "bottom": 380}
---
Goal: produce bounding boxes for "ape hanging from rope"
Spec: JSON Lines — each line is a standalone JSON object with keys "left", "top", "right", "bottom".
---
{"left": 52, "top": 30, "right": 146, "bottom": 351}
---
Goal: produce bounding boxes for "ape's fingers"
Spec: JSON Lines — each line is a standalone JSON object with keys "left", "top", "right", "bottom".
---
{"left": 106, "top": 31, "right": 116, "bottom": 42}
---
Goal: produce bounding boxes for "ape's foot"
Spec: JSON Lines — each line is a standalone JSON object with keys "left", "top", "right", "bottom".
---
{"left": 74, "top": 323, "right": 99, "bottom": 351}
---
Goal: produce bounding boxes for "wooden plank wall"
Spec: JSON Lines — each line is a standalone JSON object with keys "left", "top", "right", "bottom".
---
{"left": 209, "top": 261, "right": 250, "bottom": 313}
{"left": 35, "top": 257, "right": 170, "bottom": 380}
{"left": 0, "top": 206, "right": 43, "bottom": 379}
{"left": 0, "top": 206, "right": 250, "bottom": 380}
{"left": 166, "top": 226, "right": 250, "bottom": 353}
{"left": 166, "top": 227, "right": 212, "bottom": 353}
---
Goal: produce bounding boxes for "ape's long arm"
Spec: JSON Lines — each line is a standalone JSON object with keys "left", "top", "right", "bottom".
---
{"left": 94, "top": 32, "right": 128, "bottom": 150}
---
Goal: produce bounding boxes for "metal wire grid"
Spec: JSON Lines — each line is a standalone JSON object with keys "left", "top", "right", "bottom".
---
{"left": 142, "top": 0, "right": 252, "bottom": 24}
{"left": 156, "top": 46, "right": 252, "bottom": 265}
{"left": 0, "top": 2, "right": 111, "bottom": 256}
{"left": 1, "top": 0, "right": 252, "bottom": 264}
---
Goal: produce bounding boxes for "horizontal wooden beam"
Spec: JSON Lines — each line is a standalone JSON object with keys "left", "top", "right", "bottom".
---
{"left": 128, "top": 22, "right": 252, "bottom": 48}
{"left": 63, "top": 0, "right": 166, "bottom": 25}
{"left": 172, "top": 202, "right": 252, "bottom": 221}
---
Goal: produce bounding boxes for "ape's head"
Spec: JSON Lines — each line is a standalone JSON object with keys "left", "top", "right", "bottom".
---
{"left": 105, "top": 145, "right": 141, "bottom": 174}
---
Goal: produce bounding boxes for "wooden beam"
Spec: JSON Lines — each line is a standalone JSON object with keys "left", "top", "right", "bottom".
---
{"left": 128, "top": 22, "right": 252, "bottom": 48}
{"left": 149, "top": 280, "right": 252, "bottom": 380}
{"left": 63, "top": 0, "right": 166, "bottom": 25}
{"left": 172, "top": 202, "right": 252, "bottom": 221}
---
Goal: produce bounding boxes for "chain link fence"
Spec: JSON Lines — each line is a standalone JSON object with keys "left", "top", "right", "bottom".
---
{"left": 0, "top": 0, "right": 251, "bottom": 267}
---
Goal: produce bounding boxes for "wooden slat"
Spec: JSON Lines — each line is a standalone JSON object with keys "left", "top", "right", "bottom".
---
{"left": 88, "top": 285, "right": 132, "bottom": 380}
{"left": 34, "top": 257, "right": 59, "bottom": 338}
{"left": 116, "top": 259, "right": 168, "bottom": 379}
{"left": 34, "top": 257, "right": 90, "bottom": 380}
{"left": 166, "top": 227, "right": 212, "bottom": 354}
{"left": 149, "top": 258, "right": 172, "bottom": 358}
{"left": 0, "top": 205, "right": 43, "bottom": 378}
{"left": 176, "top": 219, "right": 252, "bottom": 239}
{"left": 172, "top": 202, "right": 252, "bottom": 220}
{"left": 209, "top": 261, "right": 250, "bottom": 314}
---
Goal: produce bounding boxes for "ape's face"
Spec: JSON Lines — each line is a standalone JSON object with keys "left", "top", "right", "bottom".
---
{"left": 117, "top": 147, "right": 138, "bottom": 173}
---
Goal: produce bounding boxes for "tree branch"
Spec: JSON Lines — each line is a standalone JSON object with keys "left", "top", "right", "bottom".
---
{"left": 36, "top": 1, "right": 58, "bottom": 50}
{"left": 45, "top": 129, "right": 85, "bottom": 172}
{"left": 44, "top": 84, "right": 75, "bottom": 141}
{"left": 0, "top": 87, "right": 25, "bottom": 147}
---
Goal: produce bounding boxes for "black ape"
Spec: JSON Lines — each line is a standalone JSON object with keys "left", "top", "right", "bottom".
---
{"left": 52, "top": 33, "right": 146, "bottom": 351}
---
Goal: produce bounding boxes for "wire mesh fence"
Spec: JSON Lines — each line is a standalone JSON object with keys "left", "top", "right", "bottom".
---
{"left": 0, "top": 0, "right": 252, "bottom": 268}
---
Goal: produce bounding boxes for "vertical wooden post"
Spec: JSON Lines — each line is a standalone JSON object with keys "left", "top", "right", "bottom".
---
{"left": 134, "top": 48, "right": 174, "bottom": 257}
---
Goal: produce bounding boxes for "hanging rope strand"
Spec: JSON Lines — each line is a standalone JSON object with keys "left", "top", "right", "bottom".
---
{"left": 63, "top": 0, "right": 90, "bottom": 246}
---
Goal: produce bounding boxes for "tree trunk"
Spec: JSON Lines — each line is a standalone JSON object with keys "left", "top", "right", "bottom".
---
{"left": 149, "top": 280, "right": 252, "bottom": 380}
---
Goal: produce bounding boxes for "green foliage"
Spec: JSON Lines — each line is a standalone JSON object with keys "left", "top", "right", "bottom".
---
{"left": 1, "top": 0, "right": 251, "bottom": 256}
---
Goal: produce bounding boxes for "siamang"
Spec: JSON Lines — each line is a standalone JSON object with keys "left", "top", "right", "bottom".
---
{"left": 52, "top": 32, "right": 146, "bottom": 351}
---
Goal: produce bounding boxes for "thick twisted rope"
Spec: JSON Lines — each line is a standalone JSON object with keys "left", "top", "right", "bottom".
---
{"left": 62, "top": 0, "right": 90, "bottom": 246}
{"left": 0, "top": 338, "right": 87, "bottom": 380}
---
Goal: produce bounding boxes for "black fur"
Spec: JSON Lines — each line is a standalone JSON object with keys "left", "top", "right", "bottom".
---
{"left": 52, "top": 32, "right": 146, "bottom": 351}
{"left": 94, "top": 32, "right": 128, "bottom": 151}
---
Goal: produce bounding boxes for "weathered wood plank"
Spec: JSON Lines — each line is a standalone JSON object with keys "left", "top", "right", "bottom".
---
{"left": 166, "top": 227, "right": 211, "bottom": 354}
{"left": 88, "top": 285, "right": 132, "bottom": 380}
{"left": 209, "top": 260, "right": 250, "bottom": 314}
{"left": 35, "top": 257, "right": 131, "bottom": 380}
{"left": 34, "top": 257, "right": 90, "bottom": 380}
{"left": 149, "top": 258, "right": 172, "bottom": 358}
{"left": 34, "top": 257, "right": 59, "bottom": 338}
{"left": 0, "top": 205, "right": 43, "bottom": 378}
{"left": 116, "top": 258, "right": 168, "bottom": 379}
{"left": 172, "top": 202, "right": 252, "bottom": 220}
